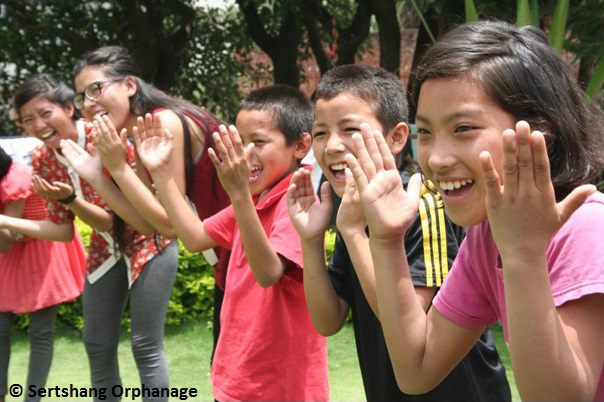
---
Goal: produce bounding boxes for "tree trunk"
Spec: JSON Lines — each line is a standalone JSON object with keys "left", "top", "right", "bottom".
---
{"left": 370, "top": 0, "right": 401, "bottom": 74}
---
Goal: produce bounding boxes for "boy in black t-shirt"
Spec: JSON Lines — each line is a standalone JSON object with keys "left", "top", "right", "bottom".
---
{"left": 287, "top": 64, "right": 511, "bottom": 401}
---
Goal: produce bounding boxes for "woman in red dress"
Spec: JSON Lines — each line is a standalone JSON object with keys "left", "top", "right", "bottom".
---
{"left": 0, "top": 146, "right": 86, "bottom": 402}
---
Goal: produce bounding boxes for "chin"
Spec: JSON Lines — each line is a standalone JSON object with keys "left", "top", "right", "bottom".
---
{"left": 444, "top": 207, "right": 487, "bottom": 228}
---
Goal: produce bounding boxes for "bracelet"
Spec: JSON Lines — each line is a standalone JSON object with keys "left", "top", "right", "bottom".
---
{"left": 58, "top": 192, "right": 77, "bottom": 205}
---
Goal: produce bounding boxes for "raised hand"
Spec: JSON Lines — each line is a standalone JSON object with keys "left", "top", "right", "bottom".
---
{"left": 480, "top": 120, "right": 596, "bottom": 262}
{"left": 207, "top": 125, "right": 254, "bottom": 199}
{"left": 92, "top": 114, "right": 128, "bottom": 172}
{"left": 132, "top": 113, "right": 174, "bottom": 173}
{"left": 346, "top": 123, "right": 421, "bottom": 241}
{"left": 32, "top": 174, "right": 74, "bottom": 200}
{"left": 287, "top": 168, "right": 333, "bottom": 241}
{"left": 60, "top": 139, "right": 104, "bottom": 184}
{"left": 336, "top": 167, "right": 366, "bottom": 237}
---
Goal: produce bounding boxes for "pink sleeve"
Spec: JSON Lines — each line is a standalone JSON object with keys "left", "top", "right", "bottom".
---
{"left": 432, "top": 236, "right": 498, "bottom": 328}
{"left": 204, "top": 205, "right": 236, "bottom": 250}
{"left": 267, "top": 199, "right": 304, "bottom": 282}
{"left": 0, "top": 162, "right": 32, "bottom": 205}
{"left": 547, "top": 196, "right": 604, "bottom": 306}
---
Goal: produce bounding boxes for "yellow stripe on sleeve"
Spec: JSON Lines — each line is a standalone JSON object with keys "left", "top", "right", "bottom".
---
{"left": 437, "top": 195, "right": 449, "bottom": 278}
{"left": 424, "top": 194, "right": 442, "bottom": 286}
{"left": 418, "top": 197, "right": 433, "bottom": 287}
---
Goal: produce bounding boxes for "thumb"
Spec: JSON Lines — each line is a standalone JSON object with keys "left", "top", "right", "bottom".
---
{"left": 557, "top": 184, "right": 596, "bottom": 224}
{"left": 319, "top": 181, "right": 332, "bottom": 206}
{"left": 53, "top": 181, "right": 74, "bottom": 193}
{"left": 407, "top": 173, "right": 422, "bottom": 200}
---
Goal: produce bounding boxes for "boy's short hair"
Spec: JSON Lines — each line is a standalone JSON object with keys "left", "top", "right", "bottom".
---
{"left": 312, "top": 64, "right": 409, "bottom": 132}
{"left": 239, "top": 84, "right": 314, "bottom": 145}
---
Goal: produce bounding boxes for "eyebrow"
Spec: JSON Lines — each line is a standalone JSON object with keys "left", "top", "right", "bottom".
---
{"left": 416, "top": 108, "right": 485, "bottom": 125}
{"left": 312, "top": 117, "right": 361, "bottom": 128}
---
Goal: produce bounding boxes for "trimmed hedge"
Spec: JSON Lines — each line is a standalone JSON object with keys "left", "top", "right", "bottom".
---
{"left": 15, "top": 220, "right": 337, "bottom": 331}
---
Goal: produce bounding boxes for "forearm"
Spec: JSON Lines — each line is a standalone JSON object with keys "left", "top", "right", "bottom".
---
{"left": 504, "top": 255, "right": 594, "bottom": 400}
{"left": 301, "top": 236, "right": 349, "bottom": 335}
{"left": 0, "top": 227, "right": 14, "bottom": 251}
{"left": 110, "top": 164, "right": 176, "bottom": 237}
{"left": 232, "top": 194, "right": 284, "bottom": 287}
{"left": 371, "top": 236, "right": 436, "bottom": 389}
{"left": 341, "top": 230, "right": 379, "bottom": 317}
{"left": 85, "top": 172, "right": 155, "bottom": 236}
{"left": 151, "top": 168, "right": 216, "bottom": 252}
{"left": 65, "top": 197, "right": 113, "bottom": 232}
{"left": 0, "top": 217, "right": 74, "bottom": 242}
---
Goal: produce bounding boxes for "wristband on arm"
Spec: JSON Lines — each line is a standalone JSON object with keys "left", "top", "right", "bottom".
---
{"left": 58, "top": 192, "right": 77, "bottom": 205}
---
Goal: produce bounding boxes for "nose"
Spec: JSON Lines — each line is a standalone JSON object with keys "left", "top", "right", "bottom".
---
{"left": 81, "top": 96, "right": 96, "bottom": 117}
{"left": 33, "top": 116, "right": 47, "bottom": 132}
{"left": 425, "top": 137, "right": 456, "bottom": 172}
{"left": 325, "top": 131, "right": 345, "bottom": 155}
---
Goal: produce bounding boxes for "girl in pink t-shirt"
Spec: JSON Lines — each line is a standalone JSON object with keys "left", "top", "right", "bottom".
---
{"left": 346, "top": 20, "right": 604, "bottom": 401}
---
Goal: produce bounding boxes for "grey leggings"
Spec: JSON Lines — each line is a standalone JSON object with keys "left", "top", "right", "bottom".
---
{"left": 0, "top": 304, "right": 59, "bottom": 402}
{"left": 82, "top": 241, "right": 178, "bottom": 402}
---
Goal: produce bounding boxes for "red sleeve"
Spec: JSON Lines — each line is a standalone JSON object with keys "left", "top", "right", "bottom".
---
{"left": 203, "top": 205, "right": 236, "bottom": 250}
{"left": 31, "top": 146, "right": 74, "bottom": 224}
{"left": 0, "top": 162, "right": 32, "bottom": 206}
{"left": 268, "top": 198, "right": 304, "bottom": 282}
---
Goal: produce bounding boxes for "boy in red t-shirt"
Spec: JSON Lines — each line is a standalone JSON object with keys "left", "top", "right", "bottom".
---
{"left": 133, "top": 85, "right": 329, "bottom": 401}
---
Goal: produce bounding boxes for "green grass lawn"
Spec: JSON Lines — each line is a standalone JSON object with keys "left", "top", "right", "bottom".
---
{"left": 4, "top": 323, "right": 517, "bottom": 401}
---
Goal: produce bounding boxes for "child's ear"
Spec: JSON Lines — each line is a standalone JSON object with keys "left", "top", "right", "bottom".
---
{"left": 65, "top": 102, "right": 75, "bottom": 118}
{"left": 294, "top": 132, "right": 312, "bottom": 160}
{"left": 124, "top": 76, "right": 138, "bottom": 98}
{"left": 385, "top": 122, "right": 409, "bottom": 156}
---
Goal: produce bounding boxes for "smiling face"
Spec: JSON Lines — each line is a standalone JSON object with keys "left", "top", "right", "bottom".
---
{"left": 74, "top": 66, "right": 136, "bottom": 131}
{"left": 19, "top": 96, "right": 77, "bottom": 149}
{"left": 235, "top": 109, "right": 309, "bottom": 197}
{"left": 312, "top": 93, "right": 407, "bottom": 197}
{"left": 416, "top": 75, "right": 516, "bottom": 227}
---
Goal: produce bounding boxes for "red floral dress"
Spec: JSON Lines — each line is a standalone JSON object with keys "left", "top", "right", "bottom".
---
{"left": 31, "top": 120, "right": 168, "bottom": 287}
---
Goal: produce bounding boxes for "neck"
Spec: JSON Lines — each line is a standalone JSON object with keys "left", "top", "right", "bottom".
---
{"left": 123, "top": 113, "right": 140, "bottom": 136}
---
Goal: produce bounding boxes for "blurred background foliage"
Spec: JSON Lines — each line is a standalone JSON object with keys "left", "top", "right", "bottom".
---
{"left": 1, "top": 0, "right": 603, "bottom": 136}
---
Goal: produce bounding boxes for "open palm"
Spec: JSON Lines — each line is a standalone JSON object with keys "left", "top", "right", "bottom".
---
{"left": 346, "top": 127, "right": 421, "bottom": 240}
{"left": 287, "top": 169, "right": 333, "bottom": 241}
{"left": 60, "top": 139, "right": 104, "bottom": 183}
{"left": 132, "top": 114, "right": 174, "bottom": 172}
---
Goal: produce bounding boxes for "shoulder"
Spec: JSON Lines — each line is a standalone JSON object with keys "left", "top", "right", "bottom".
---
{"left": 1, "top": 162, "right": 32, "bottom": 202}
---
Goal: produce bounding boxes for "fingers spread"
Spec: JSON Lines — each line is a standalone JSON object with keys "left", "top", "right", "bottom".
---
{"left": 344, "top": 153, "right": 368, "bottom": 192}
{"left": 515, "top": 121, "right": 534, "bottom": 185}
{"left": 558, "top": 184, "right": 597, "bottom": 225}
{"left": 531, "top": 131, "right": 552, "bottom": 192}
{"left": 501, "top": 129, "right": 518, "bottom": 196}
{"left": 360, "top": 123, "right": 384, "bottom": 172}
{"left": 479, "top": 151, "right": 503, "bottom": 204}
{"left": 352, "top": 132, "right": 376, "bottom": 181}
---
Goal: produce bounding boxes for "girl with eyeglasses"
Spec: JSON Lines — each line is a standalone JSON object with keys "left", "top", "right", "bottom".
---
{"left": 0, "top": 144, "right": 86, "bottom": 402}
{"left": 60, "top": 46, "right": 230, "bottom": 399}
{"left": 14, "top": 73, "right": 178, "bottom": 401}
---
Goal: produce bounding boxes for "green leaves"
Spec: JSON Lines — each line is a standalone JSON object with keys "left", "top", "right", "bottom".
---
{"left": 549, "top": 0, "right": 569, "bottom": 54}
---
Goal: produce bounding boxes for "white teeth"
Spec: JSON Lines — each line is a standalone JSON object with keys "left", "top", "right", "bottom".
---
{"left": 93, "top": 111, "right": 107, "bottom": 119}
{"left": 330, "top": 163, "right": 347, "bottom": 171}
{"left": 439, "top": 179, "right": 474, "bottom": 191}
{"left": 41, "top": 132, "right": 54, "bottom": 139}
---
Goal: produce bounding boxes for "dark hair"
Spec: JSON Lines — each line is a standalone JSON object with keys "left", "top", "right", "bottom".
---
{"left": 313, "top": 64, "right": 409, "bottom": 133}
{"left": 0, "top": 146, "right": 12, "bottom": 182}
{"left": 13, "top": 74, "right": 77, "bottom": 120}
{"left": 239, "top": 84, "right": 313, "bottom": 145}
{"left": 410, "top": 20, "right": 604, "bottom": 199}
{"left": 74, "top": 46, "right": 223, "bottom": 198}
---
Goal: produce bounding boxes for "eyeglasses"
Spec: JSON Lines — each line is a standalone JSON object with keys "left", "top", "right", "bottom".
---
{"left": 72, "top": 78, "right": 123, "bottom": 110}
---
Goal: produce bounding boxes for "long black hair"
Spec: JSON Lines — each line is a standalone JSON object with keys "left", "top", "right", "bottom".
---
{"left": 73, "top": 46, "right": 223, "bottom": 199}
{"left": 0, "top": 146, "right": 12, "bottom": 182}
{"left": 411, "top": 20, "right": 604, "bottom": 200}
